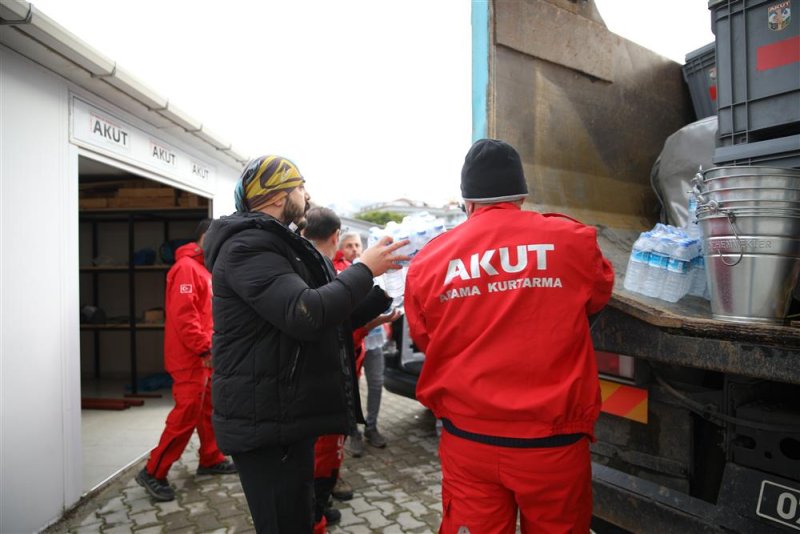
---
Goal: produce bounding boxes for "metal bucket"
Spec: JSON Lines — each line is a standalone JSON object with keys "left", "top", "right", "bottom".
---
{"left": 699, "top": 199, "right": 800, "bottom": 211}
{"left": 698, "top": 208, "right": 800, "bottom": 323}
{"left": 702, "top": 187, "right": 800, "bottom": 202}
{"left": 698, "top": 209, "right": 800, "bottom": 236}
{"left": 696, "top": 166, "right": 800, "bottom": 324}
{"left": 699, "top": 166, "right": 800, "bottom": 191}
{"left": 704, "top": 251, "right": 800, "bottom": 323}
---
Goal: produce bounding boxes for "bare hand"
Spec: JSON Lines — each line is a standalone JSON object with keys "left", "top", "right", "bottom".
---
{"left": 359, "top": 236, "right": 410, "bottom": 277}
{"left": 363, "top": 308, "right": 403, "bottom": 331}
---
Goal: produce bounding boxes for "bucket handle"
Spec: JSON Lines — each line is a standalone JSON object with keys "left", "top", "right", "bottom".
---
{"left": 705, "top": 200, "right": 744, "bottom": 267}
{"left": 691, "top": 168, "right": 708, "bottom": 205}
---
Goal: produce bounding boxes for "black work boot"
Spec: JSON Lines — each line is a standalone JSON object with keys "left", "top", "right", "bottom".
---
{"left": 196, "top": 459, "right": 238, "bottom": 475}
{"left": 135, "top": 468, "right": 175, "bottom": 502}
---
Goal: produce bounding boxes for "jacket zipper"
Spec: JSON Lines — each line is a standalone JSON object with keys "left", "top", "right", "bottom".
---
{"left": 287, "top": 346, "right": 301, "bottom": 385}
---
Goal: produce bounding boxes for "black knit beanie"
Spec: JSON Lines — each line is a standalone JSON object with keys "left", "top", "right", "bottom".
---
{"left": 461, "top": 139, "right": 528, "bottom": 202}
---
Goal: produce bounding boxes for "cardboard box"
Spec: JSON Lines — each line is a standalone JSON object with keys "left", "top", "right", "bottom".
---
{"left": 79, "top": 198, "right": 109, "bottom": 209}
{"left": 117, "top": 187, "right": 175, "bottom": 198}
{"left": 143, "top": 308, "right": 165, "bottom": 323}
{"left": 178, "top": 193, "right": 208, "bottom": 208}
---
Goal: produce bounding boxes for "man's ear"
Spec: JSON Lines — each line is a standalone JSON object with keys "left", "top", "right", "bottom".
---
{"left": 329, "top": 230, "right": 340, "bottom": 249}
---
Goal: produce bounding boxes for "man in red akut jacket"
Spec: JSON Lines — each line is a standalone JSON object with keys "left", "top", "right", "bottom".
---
{"left": 136, "top": 219, "right": 236, "bottom": 502}
{"left": 405, "top": 139, "right": 614, "bottom": 534}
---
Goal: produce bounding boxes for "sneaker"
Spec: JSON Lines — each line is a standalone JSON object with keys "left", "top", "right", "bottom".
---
{"left": 135, "top": 468, "right": 175, "bottom": 502}
{"left": 323, "top": 507, "right": 342, "bottom": 526}
{"left": 346, "top": 431, "right": 365, "bottom": 458}
{"left": 332, "top": 477, "right": 354, "bottom": 501}
{"left": 196, "top": 459, "right": 238, "bottom": 475}
{"left": 364, "top": 427, "right": 387, "bottom": 448}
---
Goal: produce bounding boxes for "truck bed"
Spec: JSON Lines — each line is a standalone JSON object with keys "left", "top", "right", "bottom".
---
{"left": 595, "top": 226, "right": 800, "bottom": 385}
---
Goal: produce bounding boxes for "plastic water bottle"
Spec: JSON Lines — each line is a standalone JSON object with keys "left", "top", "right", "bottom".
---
{"left": 366, "top": 216, "right": 448, "bottom": 298}
{"left": 661, "top": 238, "right": 694, "bottom": 302}
{"left": 367, "top": 227, "right": 383, "bottom": 248}
{"left": 688, "top": 255, "right": 707, "bottom": 298}
{"left": 641, "top": 236, "right": 670, "bottom": 298}
{"left": 410, "top": 229, "right": 428, "bottom": 259}
{"left": 430, "top": 221, "right": 446, "bottom": 239}
{"left": 383, "top": 265, "right": 405, "bottom": 297}
{"left": 395, "top": 233, "right": 415, "bottom": 266}
{"left": 382, "top": 230, "right": 410, "bottom": 297}
{"left": 685, "top": 191, "right": 703, "bottom": 244}
{"left": 364, "top": 326, "right": 386, "bottom": 351}
{"left": 623, "top": 232, "right": 652, "bottom": 293}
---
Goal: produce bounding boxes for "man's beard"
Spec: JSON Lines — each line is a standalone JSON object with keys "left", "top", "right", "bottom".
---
{"left": 282, "top": 196, "right": 309, "bottom": 227}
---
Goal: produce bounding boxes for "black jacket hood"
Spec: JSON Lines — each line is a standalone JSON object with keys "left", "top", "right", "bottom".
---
{"left": 204, "top": 211, "right": 291, "bottom": 272}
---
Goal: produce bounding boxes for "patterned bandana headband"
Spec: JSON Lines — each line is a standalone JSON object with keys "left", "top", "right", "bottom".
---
{"left": 234, "top": 155, "right": 304, "bottom": 212}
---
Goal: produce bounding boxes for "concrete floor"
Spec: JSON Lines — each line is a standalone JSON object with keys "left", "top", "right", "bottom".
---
{"left": 80, "top": 379, "right": 173, "bottom": 492}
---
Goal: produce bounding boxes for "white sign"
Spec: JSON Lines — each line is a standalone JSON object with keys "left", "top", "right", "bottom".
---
{"left": 70, "top": 95, "right": 216, "bottom": 194}
{"left": 150, "top": 140, "right": 177, "bottom": 168}
{"left": 89, "top": 113, "right": 130, "bottom": 150}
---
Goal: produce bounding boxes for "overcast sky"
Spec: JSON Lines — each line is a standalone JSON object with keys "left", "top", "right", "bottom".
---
{"left": 30, "top": 1, "right": 713, "bottom": 214}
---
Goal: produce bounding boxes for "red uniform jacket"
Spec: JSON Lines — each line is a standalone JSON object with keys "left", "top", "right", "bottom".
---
{"left": 164, "top": 242, "right": 213, "bottom": 373}
{"left": 333, "top": 251, "right": 369, "bottom": 371}
{"left": 404, "top": 203, "right": 614, "bottom": 440}
{"left": 333, "top": 250, "right": 350, "bottom": 273}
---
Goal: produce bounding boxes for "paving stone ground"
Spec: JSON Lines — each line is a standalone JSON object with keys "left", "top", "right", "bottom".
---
{"left": 45, "top": 384, "right": 442, "bottom": 534}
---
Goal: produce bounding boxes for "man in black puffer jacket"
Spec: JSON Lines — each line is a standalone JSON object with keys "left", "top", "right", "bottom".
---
{"left": 203, "top": 155, "right": 406, "bottom": 533}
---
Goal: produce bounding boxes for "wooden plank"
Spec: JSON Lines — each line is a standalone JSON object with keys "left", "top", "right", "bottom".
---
{"left": 81, "top": 398, "right": 129, "bottom": 410}
{"left": 124, "top": 393, "right": 163, "bottom": 399}
{"left": 79, "top": 198, "right": 108, "bottom": 209}
{"left": 116, "top": 187, "right": 175, "bottom": 198}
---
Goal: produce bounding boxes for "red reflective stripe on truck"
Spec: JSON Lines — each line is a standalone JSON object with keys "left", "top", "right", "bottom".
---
{"left": 756, "top": 35, "right": 800, "bottom": 71}
{"left": 599, "top": 379, "right": 648, "bottom": 424}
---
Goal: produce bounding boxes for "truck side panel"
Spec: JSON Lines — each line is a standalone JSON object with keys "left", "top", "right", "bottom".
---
{"left": 475, "top": 0, "right": 693, "bottom": 230}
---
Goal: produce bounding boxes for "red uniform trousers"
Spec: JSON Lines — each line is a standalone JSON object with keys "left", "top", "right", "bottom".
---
{"left": 312, "top": 434, "right": 345, "bottom": 533}
{"left": 438, "top": 431, "right": 592, "bottom": 534}
{"left": 314, "top": 434, "right": 345, "bottom": 479}
{"left": 145, "top": 367, "right": 225, "bottom": 479}
{"left": 312, "top": 514, "right": 328, "bottom": 534}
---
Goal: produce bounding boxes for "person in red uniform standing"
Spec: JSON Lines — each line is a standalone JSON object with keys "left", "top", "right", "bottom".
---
{"left": 136, "top": 219, "right": 236, "bottom": 502}
{"left": 404, "top": 139, "right": 614, "bottom": 534}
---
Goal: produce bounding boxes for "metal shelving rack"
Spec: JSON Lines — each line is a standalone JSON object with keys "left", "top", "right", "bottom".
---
{"left": 79, "top": 207, "right": 208, "bottom": 393}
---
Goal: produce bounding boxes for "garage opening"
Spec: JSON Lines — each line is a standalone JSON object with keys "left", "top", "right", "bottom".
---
{"left": 78, "top": 155, "right": 211, "bottom": 492}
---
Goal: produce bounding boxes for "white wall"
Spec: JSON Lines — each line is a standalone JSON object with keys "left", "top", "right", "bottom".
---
{"left": 0, "top": 47, "right": 82, "bottom": 533}
{"left": 0, "top": 44, "right": 241, "bottom": 532}
{"left": 211, "top": 174, "right": 238, "bottom": 218}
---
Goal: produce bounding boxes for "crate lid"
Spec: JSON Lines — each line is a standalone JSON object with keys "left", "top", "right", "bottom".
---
{"left": 685, "top": 42, "right": 715, "bottom": 63}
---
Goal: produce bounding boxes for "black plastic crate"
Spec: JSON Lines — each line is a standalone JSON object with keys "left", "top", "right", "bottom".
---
{"left": 683, "top": 42, "right": 718, "bottom": 120}
{"left": 713, "top": 132, "right": 800, "bottom": 167}
{"left": 710, "top": 0, "right": 800, "bottom": 143}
